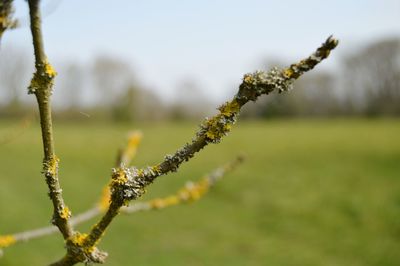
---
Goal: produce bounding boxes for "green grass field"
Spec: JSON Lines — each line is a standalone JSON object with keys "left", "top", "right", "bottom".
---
{"left": 1, "top": 119, "right": 399, "bottom": 266}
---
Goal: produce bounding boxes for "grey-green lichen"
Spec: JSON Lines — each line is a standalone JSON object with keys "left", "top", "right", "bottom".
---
{"left": 199, "top": 99, "right": 240, "bottom": 143}
{"left": 132, "top": 36, "right": 338, "bottom": 186}
{"left": 77, "top": 36, "right": 339, "bottom": 266}
{"left": 110, "top": 165, "right": 163, "bottom": 205}
{"left": 237, "top": 67, "right": 294, "bottom": 102}
{"left": 108, "top": 37, "right": 339, "bottom": 205}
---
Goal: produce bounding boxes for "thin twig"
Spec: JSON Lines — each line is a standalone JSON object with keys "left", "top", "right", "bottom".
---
{"left": 0, "top": 130, "right": 143, "bottom": 251}
{"left": 28, "top": 0, "right": 73, "bottom": 239}
{"left": 4, "top": 1, "right": 338, "bottom": 264}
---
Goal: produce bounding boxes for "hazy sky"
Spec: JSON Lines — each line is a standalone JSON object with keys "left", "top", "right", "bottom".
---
{"left": 4, "top": 0, "right": 400, "bottom": 102}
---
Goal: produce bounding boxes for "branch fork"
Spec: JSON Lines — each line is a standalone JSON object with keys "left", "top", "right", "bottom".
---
{"left": 1, "top": 1, "right": 339, "bottom": 264}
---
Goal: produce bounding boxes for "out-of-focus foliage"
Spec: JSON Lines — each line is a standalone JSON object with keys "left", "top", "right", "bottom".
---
{"left": 0, "top": 0, "right": 17, "bottom": 42}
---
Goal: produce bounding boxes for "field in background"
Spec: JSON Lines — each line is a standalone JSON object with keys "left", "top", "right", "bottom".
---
{"left": 1, "top": 119, "right": 399, "bottom": 266}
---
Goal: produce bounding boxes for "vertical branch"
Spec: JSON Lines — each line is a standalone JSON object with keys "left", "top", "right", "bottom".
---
{"left": 28, "top": 0, "right": 73, "bottom": 239}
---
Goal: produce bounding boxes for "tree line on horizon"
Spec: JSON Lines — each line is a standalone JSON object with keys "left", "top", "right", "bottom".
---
{"left": 1, "top": 37, "right": 399, "bottom": 121}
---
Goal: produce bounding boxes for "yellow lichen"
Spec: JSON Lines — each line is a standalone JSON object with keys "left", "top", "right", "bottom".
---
{"left": 28, "top": 60, "right": 57, "bottom": 94}
{"left": 42, "top": 155, "right": 60, "bottom": 176}
{"left": 203, "top": 114, "right": 234, "bottom": 142}
{"left": 70, "top": 233, "right": 87, "bottom": 246}
{"left": 127, "top": 131, "right": 142, "bottom": 147}
{"left": 60, "top": 206, "right": 71, "bottom": 220}
{"left": 0, "top": 235, "right": 16, "bottom": 248}
{"left": 149, "top": 198, "right": 165, "bottom": 209}
{"left": 283, "top": 68, "right": 294, "bottom": 78}
{"left": 112, "top": 169, "right": 128, "bottom": 185}
{"left": 44, "top": 61, "right": 57, "bottom": 78}
{"left": 164, "top": 195, "right": 179, "bottom": 206}
{"left": 69, "top": 232, "right": 96, "bottom": 253}
{"left": 149, "top": 195, "right": 180, "bottom": 209}
{"left": 147, "top": 177, "right": 213, "bottom": 209}
{"left": 223, "top": 124, "right": 232, "bottom": 131}
{"left": 243, "top": 74, "right": 253, "bottom": 84}
{"left": 48, "top": 155, "right": 60, "bottom": 175}
{"left": 188, "top": 189, "right": 201, "bottom": 201}
{"left": 98, "top": 185, "right": 111, "bottom": 212}
{"left": 121, "top": 131, "right": 143, "bottom": 165}
{"left": 219, "top": 100, "right": 240, "bottom": 116}
{"left": 67, "top": 232, "right": 96, "bottom": 254}
{"left": 205, "top": 130, "right": 217, "bottom": 140}
{"left": 137, "top": 168, "right": 144, "bottom": 176}
{"left": 152, "top": 165, "right": 162, "bottom": 174}
{"left": 177, "top": 178, "right": 210, "bottom": 202}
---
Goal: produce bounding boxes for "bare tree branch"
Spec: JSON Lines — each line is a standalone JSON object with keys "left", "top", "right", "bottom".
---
{"left": 27, "top": 0, "right": 73, "bottom": 240}
{"left": 55, "top": 36, "right": 339, "bottom": 266}
{"left": 20, "top": 2, "right": 339, "bottom": 263}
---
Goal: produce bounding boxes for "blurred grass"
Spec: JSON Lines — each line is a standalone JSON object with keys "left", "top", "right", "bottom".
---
{"left": 0, "top": 118, "right": 399, "bottom": 266}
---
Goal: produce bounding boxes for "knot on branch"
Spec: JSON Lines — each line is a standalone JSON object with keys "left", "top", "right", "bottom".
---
{"left": 64, "top": 233, "right": 108, "bottom": 265}
{"left": 110, "top": 166, "right": 161, "bottom": 205}
{"left": 28, "top": 60, "right": 57, "bottom": 95}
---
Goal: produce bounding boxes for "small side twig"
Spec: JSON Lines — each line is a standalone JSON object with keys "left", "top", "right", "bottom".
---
{"left": 0, "top": 156, "right": 243, "bottom": 250}
{"left": 0, "top": 130, "right": 144, "bottom": 254}
{"left": 123, "top": 155, "right": 244, "bottom": 212}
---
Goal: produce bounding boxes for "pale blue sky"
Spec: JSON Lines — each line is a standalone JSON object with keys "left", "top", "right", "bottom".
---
{"left": 4, "top": 0, "right": 400, "bottom": 102}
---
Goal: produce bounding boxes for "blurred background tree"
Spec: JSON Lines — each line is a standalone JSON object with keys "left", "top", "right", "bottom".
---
{"left": 1, "top": 38, "right": 398, "bottom": 121}
{"left": 343, "top": 38, "right": 400, "bottom": 116}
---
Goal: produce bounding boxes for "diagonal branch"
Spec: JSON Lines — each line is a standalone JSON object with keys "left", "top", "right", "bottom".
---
{"left": 28, "top": 0, "right": 73, "bottom": 240}
{"left": 65, "top": 36, "right": 339, "bottom": 264}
